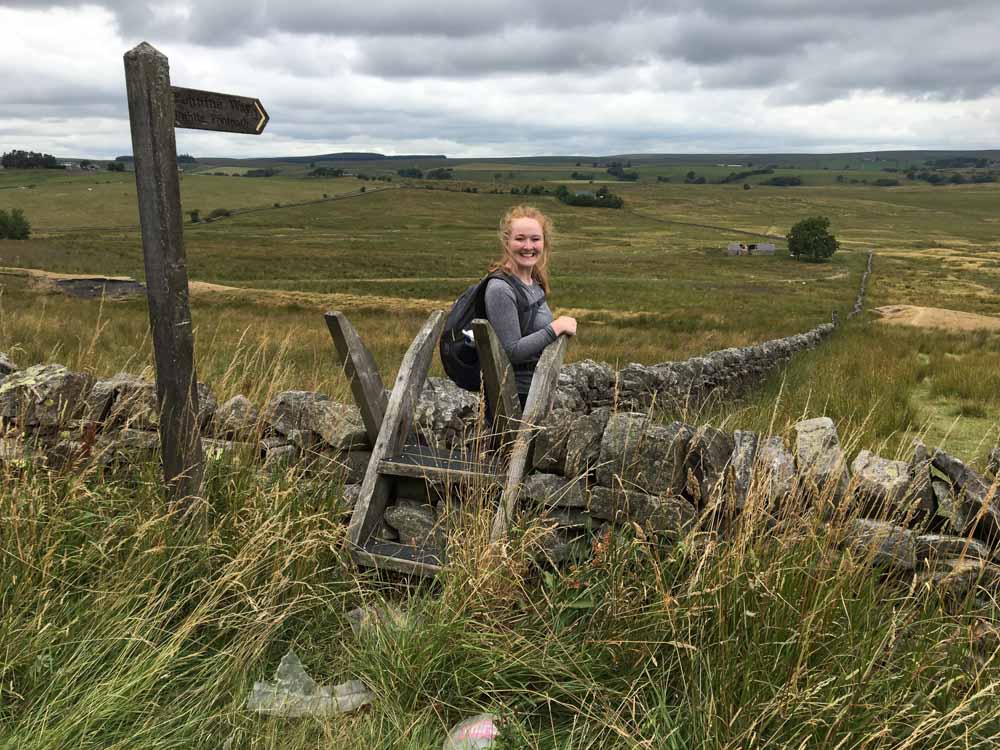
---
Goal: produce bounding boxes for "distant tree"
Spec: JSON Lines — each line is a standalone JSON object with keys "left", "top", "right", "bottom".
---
{"left": 766, "top": 175, "right": 802, "bottom": 186}
{"left": 397, "top": 167, "right": 423, "bottom": 179}
{"left": 2, "top": 150, "right": 60, "bottom": 169}
{"left": 177, "top": 154, "right": 197, "bottom": 163}
{"left": 743, "top": 183, "right": 751, "bottom": 190}
{"left": 308, "top": 167, "right": 344, "bottom": 177}
{"left": 79, "top": 159, "right": 92, "bottom": 168}
{"left": 107, "top": 161, "right": 126, "bottom": 172}
{"left": 425, "top": 167, "right": 453, "bottom": 180}
{"left": 787, "top": 216, "right": 838, "bottom": 262}
{"left": 0, "top": 208, "right": 31, "bottom": 239}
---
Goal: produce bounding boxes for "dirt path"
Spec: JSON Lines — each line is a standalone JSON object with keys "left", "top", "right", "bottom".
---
{"left": 874, "top": 304, "right": 1000, "bottom": 332}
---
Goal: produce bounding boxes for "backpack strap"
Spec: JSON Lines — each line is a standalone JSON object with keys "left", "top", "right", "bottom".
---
{"left": 483, "top": 271, "right": 536, "bottom": 335}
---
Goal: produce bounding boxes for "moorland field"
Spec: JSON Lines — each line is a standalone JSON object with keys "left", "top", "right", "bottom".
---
{"left": 3, "top": 152, "right": 1000, "bottom": 459}
{"left": 1, "top": 152, "right": 999, "bottom": 748}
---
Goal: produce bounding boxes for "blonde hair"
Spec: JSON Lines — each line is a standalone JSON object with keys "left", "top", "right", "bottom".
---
{"left": 489, "top": 204, "right": 553, "bottom": 296}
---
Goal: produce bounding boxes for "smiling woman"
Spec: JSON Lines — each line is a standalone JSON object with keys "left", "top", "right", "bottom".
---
{"left": 484, "top": 204, "right": 577, "bottom": 403}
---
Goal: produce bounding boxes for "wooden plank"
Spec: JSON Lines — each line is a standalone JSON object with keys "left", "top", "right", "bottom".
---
{"left": 324, "top": 311, "right": 387, "bottom": 445}
{"left": 380, "top": 453, "right": 502, "bottom": 483}
{"left": 367, "top": 539, "right": 443, "bottom": 566}
{"left": 491, "top": 335, "right": 569, "bottom": 542}
{"left": 472, "top": 318, "right": 521, "bottom": 447}
{"left": 347, "top": 311, "right": 446, "bottom": 551}
{"left": 351, "top": 543, "right": 442, "bottom": 577}
{"left": 123, "top": 42, "right": 204, "bottom": 506}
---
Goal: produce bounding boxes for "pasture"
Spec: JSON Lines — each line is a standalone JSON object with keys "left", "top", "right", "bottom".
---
{"left": 2, "top": 159, "right": 1000, "bottom": 748}
{"left": 3, "top": 164, "right": 1000, "bottom": 460}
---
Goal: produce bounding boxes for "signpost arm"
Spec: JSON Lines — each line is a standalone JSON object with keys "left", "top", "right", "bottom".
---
{"left": 123, "top": 42, "right": 204, "bottom": 505}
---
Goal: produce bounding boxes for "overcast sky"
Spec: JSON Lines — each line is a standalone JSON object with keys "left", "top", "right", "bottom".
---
{"left": 2, "top": 0, "right": 999, "bottom": 159}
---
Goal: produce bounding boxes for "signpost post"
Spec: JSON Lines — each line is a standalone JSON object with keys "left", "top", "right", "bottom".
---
{"left": 123, "top": 42, "right": 269, "bottom": 506}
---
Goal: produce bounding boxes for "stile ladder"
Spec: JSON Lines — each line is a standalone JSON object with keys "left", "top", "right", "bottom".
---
{"left": 324, "top": 310, "right": 568, "bottom": 576}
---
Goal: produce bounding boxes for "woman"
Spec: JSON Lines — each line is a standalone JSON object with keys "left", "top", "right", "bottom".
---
{"left": 485, "top": 205, "right": 577, "bottom": 408}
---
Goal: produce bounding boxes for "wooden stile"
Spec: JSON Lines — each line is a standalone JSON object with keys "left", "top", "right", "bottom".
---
{"left": 472, "top": 318, "right": 521, "bottom": 448}
{"left": 347, "top": 311, "right": 446, "bottom": 552}
{"left": 324, "top": 311, "right": 387, "bottom": 446}
{"left": 491, "top": 335, "right": 569, "bottom": 542}
{"left": 330, "top": 309, "right": 567, "bottom": 576}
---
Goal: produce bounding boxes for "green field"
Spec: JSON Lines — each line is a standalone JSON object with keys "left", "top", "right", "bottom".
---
{"left": 3, "top": 160, "right": 1000, "bottom": 461}
{"left": 2, "top": 156, "right": 1000, "bottom": 748}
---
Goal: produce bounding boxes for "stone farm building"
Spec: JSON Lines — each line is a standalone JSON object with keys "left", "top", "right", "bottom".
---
{"left": 727, "top": 242, "right": 776, "bottom": 256}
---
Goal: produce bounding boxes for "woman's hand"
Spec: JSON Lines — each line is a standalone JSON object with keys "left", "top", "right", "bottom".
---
{"left": 552, "top": 315, "right": 578, "bottom": 337}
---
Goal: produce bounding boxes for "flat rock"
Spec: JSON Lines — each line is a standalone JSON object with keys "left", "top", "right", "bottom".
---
{"left": 851, "top": 450, "right": 914, "bottom": 516}
{"left": 793, "top": 417, "right": 849, "bottom": 506}
{"left": 214, "top": 395, "right": 260, "bottom": 439}
{"left": 0, "top": 364, "right": 94, "bottom": 429}
{"left": 588, "top": 486, "right": 695, "bottom": 537}
{"left": 94, "top": 428, "right": 160, "bottom": 466}
{"left": 263, "top": 444, "right": 298, "bottom": 470}
{"left": 383, "top": 500, "right": 442, "bottom": 548}
{"left": 914, "top": 534, "right": 993, "bottom": 564}
{"left": 522, "top": 473, "right": 586, "bottom": 509}
{"left": 916, "top": 558, "right": 1000, "bottom": 600}
{"left": 596, "top": 413, "right": 692, "bottom": 496}
{"left": 841, "top": 518, "right": 918, "bottom": 571}
{"left": 265, "top": 391, "right": 367, "bottom": 451}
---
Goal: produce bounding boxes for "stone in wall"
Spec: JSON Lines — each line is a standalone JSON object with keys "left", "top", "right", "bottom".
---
{"left": 730, "top": 430, "right": 759, "bottom": 512}
{"left": 304, "top": 449, "right": 372, "bottom": 483}
{"left": 687, "top": 425, "right": 735, "bottom": 506}
{"left": 532, "top": 409, "right": 574, "bottom": 474}
{"left": 931, "top": 449, "right": 1000, "bottom": 545}
{"left": 793, "top": 417, "right": 850, "bottom": 508}
{"left": 564, "top": 407, "right": 611, "bottom": 478}
{"left": 0, "top": 352, "right": 17, "bottom": 378}
{"left": 914, "top": 534, "right": 994, "bottom": 564}
{"left": 86, "top": 373, "right": 217, "bottom": 433}
{"left": 414, "top": 377, "right": 479, "bottom": 449}
{"left": 588, "top": 486, "right": 696, "bottom": 537}
{"left": 555, "top": 359, "right": 615, "bottom": 411}
{"left": 841, "top": 518, "right": 918, "bottom": 572}
{"left": 596, "top": 413, "right": 693, "bottom": 496}
{"left": 522, "top": 473, "right": 586, "bottom": 509}
{"left": 908, "top": 441, "right": 938, "bottom": 520}
{"left": 265, "top": 390, "right": 368, "bottom": 451}
{"left": 916, "top": 558, "right": 1000, "bottom": 602}
{"left": 383, "top": 499, "right": 443, "bottom": 550}
{"left": 215, "top": 395, "right": 260, "bottom": 439}
{"left": 0, "top": 364, "right": 94, "bottom": 430}
{"left": 758, "top": 436, "right": 796, "bottom": 502}
{"left": 851, "top": 450, "right": 920, "bottom": 518}
{"left": 94, "top": 427, "right": 161, "bottom": 467}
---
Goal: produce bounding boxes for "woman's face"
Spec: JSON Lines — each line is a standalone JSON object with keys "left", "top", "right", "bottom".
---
{"left": 505, "top": 217, "right": 545, "bottom": 275}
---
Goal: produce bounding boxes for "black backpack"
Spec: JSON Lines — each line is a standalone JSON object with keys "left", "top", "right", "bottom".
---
{"left": 440, "top": 272, "right": 533, "bottom": 392}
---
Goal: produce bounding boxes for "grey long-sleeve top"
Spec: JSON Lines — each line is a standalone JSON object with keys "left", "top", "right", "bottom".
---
{"left": 484, "top": 275, "right": 556, "bottom": 395}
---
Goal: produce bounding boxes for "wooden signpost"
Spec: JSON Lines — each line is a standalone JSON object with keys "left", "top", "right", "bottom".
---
{"left": 123, "top": 42, "right": 269, "bottom": 505}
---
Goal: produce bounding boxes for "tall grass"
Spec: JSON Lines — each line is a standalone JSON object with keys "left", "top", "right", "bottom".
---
{"left": 2, "top": 437, "right": 997, "bottom": 748}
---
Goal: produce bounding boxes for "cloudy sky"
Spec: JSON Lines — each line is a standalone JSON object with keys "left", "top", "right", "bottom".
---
{"left": 2, "top": 0, "right": 999, "bottom": 159}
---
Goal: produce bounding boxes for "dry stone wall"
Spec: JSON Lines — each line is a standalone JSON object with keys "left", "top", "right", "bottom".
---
{"left": 2, "top": 343, "right": 998, "bottom": 602}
